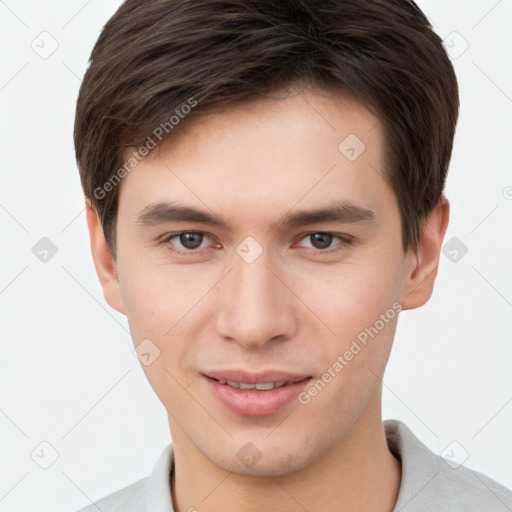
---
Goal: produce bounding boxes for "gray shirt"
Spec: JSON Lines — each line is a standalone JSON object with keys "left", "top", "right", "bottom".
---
{"left": 76, "top": 420, "right": 512, "bottom": 511}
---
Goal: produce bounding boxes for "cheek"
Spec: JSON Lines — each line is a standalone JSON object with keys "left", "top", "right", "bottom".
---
{"left": 120, "top": 269, "right": 202, "bottom": 407}
{"left": 290, "top": 250, "right": 403, "bottom": 395}
{"left": 294, "top": 258, "right": 402, "bottom": 334}
{"left": 118, "top": 262, "right": 207, "bottom": 368}
{"left": 119, "top": 261, "right": 193, "bottom": 334}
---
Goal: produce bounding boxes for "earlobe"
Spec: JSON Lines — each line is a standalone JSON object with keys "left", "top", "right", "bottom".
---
{"left": 401, "top": 196, "right": 450, "bottom": 310}
{"left": 85, "top": 201, "right": 126, "bottom": 315}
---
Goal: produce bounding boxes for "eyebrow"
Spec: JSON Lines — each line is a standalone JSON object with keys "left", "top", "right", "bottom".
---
{"left": 136, "top": 200, "right": 375, "bottom": 230}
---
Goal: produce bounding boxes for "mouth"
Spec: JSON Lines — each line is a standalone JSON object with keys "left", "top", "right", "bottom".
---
{"left": 202, "top": 371, "right": 313, "bottom": 416}
{"left": 210, "top": 377, "right": 307, "bottom": 390}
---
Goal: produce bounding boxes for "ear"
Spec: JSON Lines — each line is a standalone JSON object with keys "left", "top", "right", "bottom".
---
{"left": 400, "top": 195, "right": 450, "bottom": 310}
{"left": 85, "top": 200, "right": 126, "bottom": 314}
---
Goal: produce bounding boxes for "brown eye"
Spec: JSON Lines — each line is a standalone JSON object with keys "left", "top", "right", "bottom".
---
{"left": 295, "top": 232, "right": 352, "bottom": 253}
{"left": 179, "top": 232, "right": 204, "bottom": 249}
{"left": 309, "top": 233, "right": 333, "bottom": 250}
{"left": 164, "top": 232, "right": 212, "bottom": 253}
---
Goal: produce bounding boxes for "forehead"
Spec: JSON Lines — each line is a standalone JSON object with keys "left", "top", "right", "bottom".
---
{"left": 117, "top": 87, "right": 394, "bottom": 227}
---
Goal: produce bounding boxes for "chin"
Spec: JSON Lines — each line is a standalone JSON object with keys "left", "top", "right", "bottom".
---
{"left": 205, "top": 439, "right": 317, "bottom": 478}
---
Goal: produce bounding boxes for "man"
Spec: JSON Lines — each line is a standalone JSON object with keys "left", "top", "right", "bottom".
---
{"left": 73, "top": 0, "right": 512, "bottom": 510}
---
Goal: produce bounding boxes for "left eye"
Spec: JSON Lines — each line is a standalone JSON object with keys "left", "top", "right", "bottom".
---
{"left": 295, "top": 233, "right": 347, "bottom": 251}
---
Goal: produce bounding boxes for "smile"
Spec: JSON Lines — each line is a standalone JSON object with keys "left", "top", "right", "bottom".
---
{"left": 204, "top": 375, "right": 312, "bottom": 416}
{"left": 214, "top": 378, "right": 303, "bottom": 390}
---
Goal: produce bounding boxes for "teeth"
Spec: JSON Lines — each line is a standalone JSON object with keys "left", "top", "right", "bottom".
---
{"left": 254, "top": 382, "right": 275, "bottom": 390}
{"left": 219, "top": 380, "right": 289, "bottom": 390}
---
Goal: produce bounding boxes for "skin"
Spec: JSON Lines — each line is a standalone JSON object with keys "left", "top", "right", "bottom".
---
{"left": 86, "top": 85, "right": 449, "bottom": 512}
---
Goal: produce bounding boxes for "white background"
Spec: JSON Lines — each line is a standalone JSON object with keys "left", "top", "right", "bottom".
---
{"left": 0, "top": 1, "right": 511, "bottom": 510}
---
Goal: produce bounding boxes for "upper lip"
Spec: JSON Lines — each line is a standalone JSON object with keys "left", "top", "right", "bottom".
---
{"left": 203, "top": 369, "right": 311, "bottom": 384}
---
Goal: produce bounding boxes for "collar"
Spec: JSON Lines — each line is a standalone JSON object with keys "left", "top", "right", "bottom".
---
{"left": 384, "top": 419, "right": 440, "bottom": 510}
{"left": 145, "top": 442, "right": 175, "bottom": 512}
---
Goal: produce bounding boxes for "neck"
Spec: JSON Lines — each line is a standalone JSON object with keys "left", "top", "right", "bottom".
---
{"left": 169, "top": 387, "right": 401, "bottom": 512}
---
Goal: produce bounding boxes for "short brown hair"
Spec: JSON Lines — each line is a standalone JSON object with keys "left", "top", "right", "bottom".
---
{"left": 74, "top": 0, "right": 459, "bottom": 258}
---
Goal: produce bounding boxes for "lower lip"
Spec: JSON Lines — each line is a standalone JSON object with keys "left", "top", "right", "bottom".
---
{"left": 204, "top": 376, "right": 312, "bottom": 416}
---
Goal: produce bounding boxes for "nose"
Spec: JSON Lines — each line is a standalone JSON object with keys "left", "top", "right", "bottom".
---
{"left": 214, "top": 243, "right": 298, "bottom": 350}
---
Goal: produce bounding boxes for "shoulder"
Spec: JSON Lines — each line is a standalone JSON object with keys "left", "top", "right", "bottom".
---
{"left": 385, "top": 420, "right": 512, "bottom": 511}
{"left": 430, "top": 463, "right": 512, "bottom": 510}
{"left": 74, "top": 476, "right": 148, "bottom": 512}
{"left": 73, "top": 442, "right": 174, "bottom": 512}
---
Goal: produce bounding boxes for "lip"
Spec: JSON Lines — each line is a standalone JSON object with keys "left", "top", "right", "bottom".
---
{"left": 203, "top": 369, "right": 310, "bottom": 384}
{"left": 202, "top": 370, "right": 312, "bottom": 416}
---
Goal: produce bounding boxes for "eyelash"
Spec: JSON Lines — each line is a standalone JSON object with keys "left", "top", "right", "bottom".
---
{"left": 162, "top": 231, "right": 353, "bottom": 255}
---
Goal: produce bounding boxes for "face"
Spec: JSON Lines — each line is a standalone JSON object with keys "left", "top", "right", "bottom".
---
{"left": 96, "top": 86, "right": 433, "bottom": 476}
